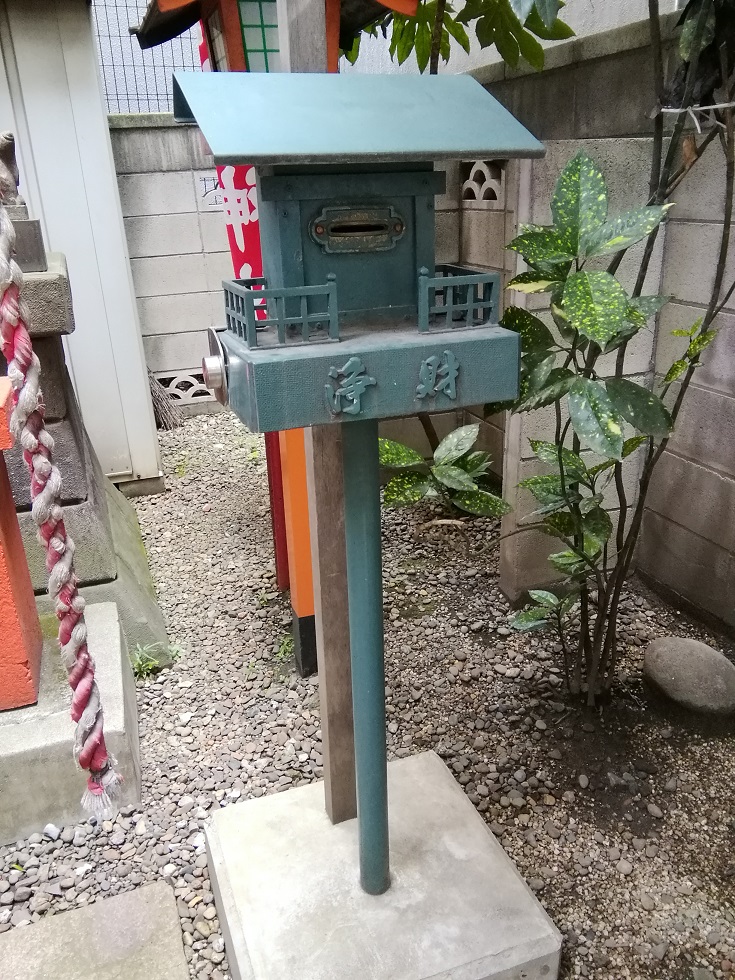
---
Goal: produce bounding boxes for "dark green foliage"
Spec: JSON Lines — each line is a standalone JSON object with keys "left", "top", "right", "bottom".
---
{"left": 381, "top": 424, "right": 508, "bottom": 516}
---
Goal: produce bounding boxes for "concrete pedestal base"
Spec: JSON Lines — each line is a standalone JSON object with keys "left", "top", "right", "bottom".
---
{"left": 0, "top": 603, "right": 140, "bottom": 844}
{"left": 206, "top": 751, "right": 561, "bottom": 980}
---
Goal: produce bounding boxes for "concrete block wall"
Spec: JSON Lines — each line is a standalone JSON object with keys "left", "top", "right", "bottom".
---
{"left": 110, "top": 115, "right": 226, "bottom": 410}
{"left": 637, "top": 147, "right": 735, "bottom": 629}
{"left": 496, "top": 139, "right": 660, "bottom": 602}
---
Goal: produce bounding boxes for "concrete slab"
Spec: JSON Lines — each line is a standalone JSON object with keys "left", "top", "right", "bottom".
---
{"left": 207, "top": 750, "right": 561, "bottom": 980}
{"left": 0, "top": 603, "right": 140, "bottom": 844}
{"left": 0, "top": 881, "right": 188, "bottom": 980}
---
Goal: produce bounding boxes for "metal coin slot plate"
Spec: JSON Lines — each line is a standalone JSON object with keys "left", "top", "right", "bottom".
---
{"left": 310, "top": 205, "right": 405, "bottom": 254}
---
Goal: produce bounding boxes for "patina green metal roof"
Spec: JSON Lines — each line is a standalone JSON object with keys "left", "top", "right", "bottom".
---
{"left": 172, "top": 71, "right": 544, "bottom": 165}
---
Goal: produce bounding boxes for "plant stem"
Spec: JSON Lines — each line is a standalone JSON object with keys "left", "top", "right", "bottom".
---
{"left": 429, "top": 0, "right": 447, "bottom": 74}
{"left": 418, "top": 412, "right": 440, "bottom": 452}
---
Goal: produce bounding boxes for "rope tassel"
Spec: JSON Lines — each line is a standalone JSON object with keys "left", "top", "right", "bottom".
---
{"left": 0, "top": 205, "right": 121, "bottom": 815}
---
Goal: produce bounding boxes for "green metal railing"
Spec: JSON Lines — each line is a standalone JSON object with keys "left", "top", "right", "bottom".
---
{"left": 418, "top": 265, "right": 499, "bottom": 332}
{"left": 224, "top": 275, "right": 339, "bottom": 348}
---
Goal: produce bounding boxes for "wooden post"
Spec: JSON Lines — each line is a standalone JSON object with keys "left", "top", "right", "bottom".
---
{"left": 305, "top": 425, "right": 356, "bottom": 824}
{"left": 0, "top": 377, "right": 42, "bottom": 711}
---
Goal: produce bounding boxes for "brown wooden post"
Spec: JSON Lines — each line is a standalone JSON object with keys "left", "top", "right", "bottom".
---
{"left": 305, "top": 425, "right": 356, "bottom": 824}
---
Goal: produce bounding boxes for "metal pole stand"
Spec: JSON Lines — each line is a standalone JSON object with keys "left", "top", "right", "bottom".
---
{"left": 341, "top": 418, "right": 390, "bottom": 895}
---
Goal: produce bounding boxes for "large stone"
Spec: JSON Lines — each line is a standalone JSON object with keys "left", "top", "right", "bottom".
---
{"left": 0, "top": 882, "right": 188, "bottom": 980}
{"left": 207, "top": 750, "right": 561, "bottom": 980}
{"left": 644, "top": 637, "right": 735, "bottom": 716}
{"left": 0, "top": 602, "right": 140, "bottom": 844}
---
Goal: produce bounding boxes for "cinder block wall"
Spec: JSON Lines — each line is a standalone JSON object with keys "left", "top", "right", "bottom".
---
{"left": 481, "top": 14, "right": 735, "bottom": 631}
{"left": 638, "top": 149, "right": 735, "bottom": 628}
{"left": 109, "top": 115, "right": 229, "bottom": 411}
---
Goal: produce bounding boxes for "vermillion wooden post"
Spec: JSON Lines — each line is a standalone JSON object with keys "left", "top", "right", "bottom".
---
{"left": 0, "top": 377, "right": 42, "bottom": 711}
{"left": 279, "top": 429, "right": 317, "bottom": 676}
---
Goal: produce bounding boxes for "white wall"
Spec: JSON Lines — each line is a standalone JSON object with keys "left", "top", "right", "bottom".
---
{"left": 0, "top": 0, "right": 160, "bottom": 483}
{"left": 343, "top": 0, "right": 681, "bottom": 77}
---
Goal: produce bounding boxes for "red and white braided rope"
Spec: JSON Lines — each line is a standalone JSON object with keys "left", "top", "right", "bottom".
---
{"left": 0, "top": 205, "right": 120, "bottom": 813}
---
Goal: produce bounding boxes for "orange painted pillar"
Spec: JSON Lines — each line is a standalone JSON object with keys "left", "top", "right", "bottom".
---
{"left": 279, "top": 428, "right": 316, "bottom": 675}
{"left": 0, "top": 377, "right": 42, "bottom": 711}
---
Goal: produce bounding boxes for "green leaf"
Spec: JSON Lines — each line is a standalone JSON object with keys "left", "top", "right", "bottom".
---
{"left": 541, "top": 511, "right": 576, "bottom": 539}
{"left": 378, "top": 438, "right": 424, "bottom": 469}
{"left": 533, "top": 0, "right": 563, "bottom": 29}
{"left": 512, "top": 607, "right": 551, "bottom": 631}
{"left": 463, "top": 450, "right": 492, "bottom": 477}
{"left": 551, "top": 152, "right": 607, "bottom": 253}
{"left": 527, "top": 352, "right": 556, "bottom": 391}
{"left": 526, "top": 7, "right": 574, "bottom": 39}
{"left": 605, "top": 378, "right": 672, "bottom": 438}
{"left": 475, "top": 12, "right": 497, "bottom": 46}
{"left": 383, "top": 472, "right": 428, "bottom": 507}
{"left": 484, "top": 400, "right": 513, "bottom": 417}
{"left": 579, "top": 493, "right": 604, "bottom": 515}
{"left": 628, "top": 294, "right": 670, "bottom": 326}
{"left": 414, "top": 20, "right": 432, "bottom": 72}
{"left": 501, "top": 306, "right": 556, "bottom": 352}
{"left": 494, "top": 14, "right": 521, "bottom": 66}
{"left": 550, "top": 296, "right": 575, "bottom": 341}
{"left": 687, "top": 329, "right": 717, "bottom": 359}
{"left": 528, "top": 589, "right": 560, "bottom": 607}
{"left": 680, "top": 0, "right": 716, "bottom": 60}
{"left": 342, "top": 34, "right": 361, "bottom": 64}
{"left": 452, "top": 489, "right": 512, "bottom": 517}
{"left": 507, "top": 270, "right": 563, "bottom": 293}
{"left": 664, "top": 359, "right": 688, "bottom": 385}
{"left": 580, "top": 205, "right": 672, "bottom": 258}
{"left": 444, "top": 14, "right": 471, "bottom": 53}
{"left": 513, "top": 21, "right": 545, "bottom": 70}
{"left": 519, "top": 473, "right": 565, "bottom": 503}
{"left": 431, "top": 464, "right": 477, "bottom": 492}
{"left": 507, "top": 230, "right": 575, "bottom": 265}
{"left": 623, "top": 435, "right": 648, "bottom": 457}
{"left": 529, "top": 439, "right": 588, "bottom": 481}
{"left": 563, "top": 270, "right": 628, "bottom": 346}
{"left": 583, "top": 507, "right": 613, "bottom": 550}
{"left": 434, "top": 424, "right": 479, "bottom": 465}
{"left": 548, "top": 549, "right": 586, "bottom": 575}
{"left": 516, "top": 368, "right": 576, "bottom": 411}
{"left": 509, "top": 0, "right": 535, "bottom": 21}
{"left": 568, "top": 378, "right": 625, "bottom": 459}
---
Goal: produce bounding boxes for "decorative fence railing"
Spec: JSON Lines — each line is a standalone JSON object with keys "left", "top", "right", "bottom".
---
{"left": 418, "top": 265, "right": 499, "bottom": 331}
{"left": 224, "top": 275, "right": 339, "bottom": 347}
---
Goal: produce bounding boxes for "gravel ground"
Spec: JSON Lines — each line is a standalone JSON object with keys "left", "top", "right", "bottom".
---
{"left": 1, "top": 411, "right": 733, "bottom": 980}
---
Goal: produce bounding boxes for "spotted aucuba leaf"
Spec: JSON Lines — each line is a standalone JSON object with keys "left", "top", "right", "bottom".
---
{"left": 568, "top": 378, "right": 625, "bottom": 459}
{"left": 452, "top": 489, "right": 512, "bottom": 517}
{"left": 501, "top": 306, "right": 556, "bottom": 352}
{"left": 664, "top": 359, "right": 688, "bottom": 385}
{"left": 680, "top": 0, "right": 716, "bottom": 60}
{"left": 378, "top": 438, "right": 424, "bottom": 469}
{"left": 507, "top": 230, "right": 575, "bottom": 265}
{"left": 580, "top": 205, "right": 672, "bottom": 258}
{"left": 627, "top": 294, "right": 671, "bottom": 327}
{"left": 529, "top": 439, "right": 588, "bottom": 482}
{"left": 507, "top": 270, "right": 564, "bottom": 293}
{"left": 563, "top": 271, "right": 627, "bottom": 346}
{"left": 516, "top": 368, "right": 575, "bottom": 412}
{"left": 518, "top": 473, "right": 565, "bottom": 504}
{"left": 512, "top": 607, "right": 551, "bottom": 631}
{"left": 606, "top": 378, "right": 672, "bottom": 438}
{"left": 583, "top": 507, "right": 613, "bottom": 550}
{"left": 687, "top": 329, "right": 717, "bottom": 359}
{"left": 383, "top": 472, "right": 428, "bottom": 506}
{"left": 431, "top": 464, "right": 477, "bottom": 492}
{"left": 551, "top": 152, "right": 607, "bottom": 253}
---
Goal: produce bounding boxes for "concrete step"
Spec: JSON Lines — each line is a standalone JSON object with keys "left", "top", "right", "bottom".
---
{"left": 0, "top": 602, "right": 140, "bottom": 844}
{"left": 0, "top": 881, "right": 188, "bottom": 980}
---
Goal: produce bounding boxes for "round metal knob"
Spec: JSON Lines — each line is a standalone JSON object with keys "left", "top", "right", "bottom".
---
{"left": 202, "top": 354, "right": 224, "bottom": 390}
{"left": 203, "top": 328, "right": 228, "bottom": 406}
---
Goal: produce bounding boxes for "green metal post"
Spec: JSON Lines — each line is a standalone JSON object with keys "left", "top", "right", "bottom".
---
{"left": 341, "top": 418, "right": 390, "bottom": 896}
